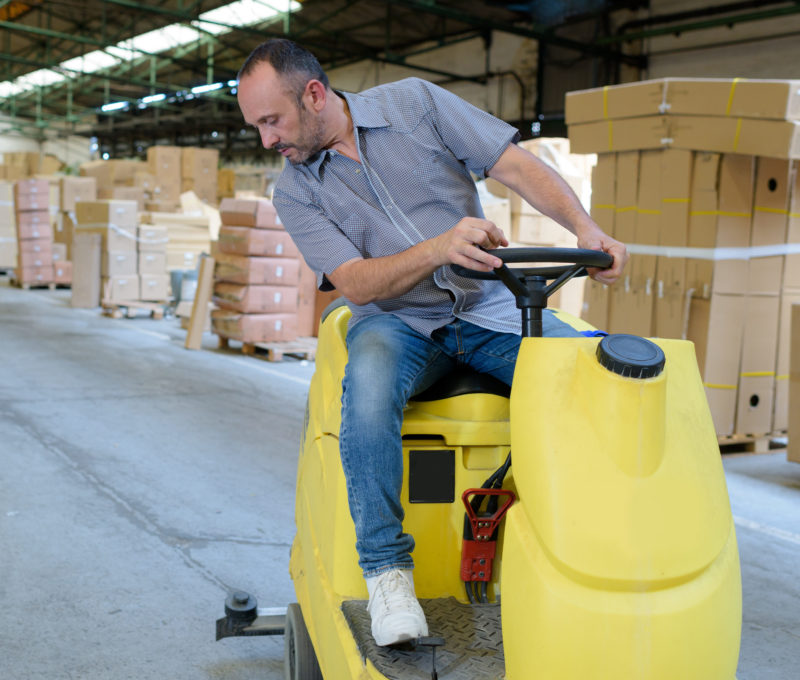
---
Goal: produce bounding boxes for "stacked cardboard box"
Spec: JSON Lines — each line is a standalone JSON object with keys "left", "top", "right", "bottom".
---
{"left": 0, "top": 181, "right": 16, "bottom": 269}
{"left": 56, "top": 177, "right": 98, "bottom": 261}
{"left": 79, "top": 159, "right": 146, "bottom": 200}
{"left": 567, "top": 77, "right": 800, "bottom": 438}
{"left": 147, "top": 146, "right": 182, "bottom": 207}
{"left": 182, "top": 148, "right": 219, "bottom": 206}
{"left": 14, "top": 179, "right": 54, "bottom": 285}
{"left": 212, "top": 198, "right": 302, "bottom": 343}
{"left": 75, "top": 200, "right": 140, "bottom": 302}
{"left": 139, "top": 211, "right": 211, "bottom": 271}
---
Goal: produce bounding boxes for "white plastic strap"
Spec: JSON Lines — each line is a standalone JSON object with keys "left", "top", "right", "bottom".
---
{"left": 626, "top": 242, "right": 800, "bottom": 260}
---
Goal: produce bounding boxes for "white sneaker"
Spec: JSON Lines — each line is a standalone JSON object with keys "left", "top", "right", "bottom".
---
{"left": 365, "top": 569, "right": 429, "bottom": 646}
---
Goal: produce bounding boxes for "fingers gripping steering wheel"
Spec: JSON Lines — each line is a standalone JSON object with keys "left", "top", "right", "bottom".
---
{"left": 451, "top": 247, "right": 613, "bottom": 337}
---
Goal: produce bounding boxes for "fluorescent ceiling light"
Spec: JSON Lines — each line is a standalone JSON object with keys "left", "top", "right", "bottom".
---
{"left": 141, "top": 93, "right": 167, "bottom": 104}
{"left": 191, "top": 82, "right": 223, "bottom": 94}
{"left": 1, "top": 0, "right": 300, "bottom": 100}
{"left": 101, "top": 101, "right": 129, "bottom": 112}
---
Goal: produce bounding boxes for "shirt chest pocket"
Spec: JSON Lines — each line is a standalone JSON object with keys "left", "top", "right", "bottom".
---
{"left": 411, "top": 151, "right": 475, "bottom": 205}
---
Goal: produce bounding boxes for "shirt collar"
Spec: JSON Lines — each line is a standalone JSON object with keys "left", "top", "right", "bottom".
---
{"left": 301, "top": 90, "right": 390, "bottom": 180}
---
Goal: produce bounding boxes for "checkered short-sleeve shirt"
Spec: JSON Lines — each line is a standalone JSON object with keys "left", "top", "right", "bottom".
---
{"left": 273, "top": 77, "right": 522, "bottom": 336}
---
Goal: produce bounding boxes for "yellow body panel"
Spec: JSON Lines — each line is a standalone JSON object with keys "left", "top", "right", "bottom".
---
{"left": 291, "top": 305, "right": 741, "bottom": 679}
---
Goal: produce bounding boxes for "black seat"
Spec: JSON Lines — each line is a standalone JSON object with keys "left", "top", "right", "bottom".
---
{"left": 411, "top": 366, "right": 511, "bottom": 401}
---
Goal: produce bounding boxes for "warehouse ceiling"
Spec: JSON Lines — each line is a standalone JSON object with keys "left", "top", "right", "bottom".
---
{"left": 1, "top": 0, "right": 799, "bottom": 161}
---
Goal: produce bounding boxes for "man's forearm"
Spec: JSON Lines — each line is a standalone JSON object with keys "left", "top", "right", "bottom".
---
{"left": 328, "top": 242, "right": 440, "bottom": 306}
{"left": 487, "top": 144, "right": 599, "bottom": 240}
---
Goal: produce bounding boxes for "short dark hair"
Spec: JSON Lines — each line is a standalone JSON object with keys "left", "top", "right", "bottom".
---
{"left": 238, "top": 39, "right": 329, "bottom": 104}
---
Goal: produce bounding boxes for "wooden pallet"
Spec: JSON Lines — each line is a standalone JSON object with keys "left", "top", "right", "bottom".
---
{"left": 101, "top": 299, "right": 167, "bottom": 320}
{"left": 718, "top": 432, "right": 786, "bottom": 455}
{"left": 9, "top": 278, "right": 56, "bottom": 290}
{"left": 217, "top": 335, "right": 318, "bottom": 362}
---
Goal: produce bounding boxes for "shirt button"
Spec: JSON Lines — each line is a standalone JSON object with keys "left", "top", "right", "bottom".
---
{"left": 355, "top": 169, "right": 361, "bottom": 173}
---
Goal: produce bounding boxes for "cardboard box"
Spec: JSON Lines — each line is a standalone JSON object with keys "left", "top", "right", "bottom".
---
{"left": 79, "top": 161, "right": 113, "bottom": 198}
{"left": 14, "top": 192, "right": 50, "bottom": 212}
{"left": 137, "top": 225, "right": 168, "bottom": 252}
{"left": 138, "top": 251, "right": 167, "bottom": 275}
{"left": 15, "top": 264, "right": 53, "bottom": 284}
{"left": 0, "top": 236, "right": 16, "bottom": 268}
{"left": 182, "top": 147, "right": 219, "bottom": 179}
{"left": 218, "top": 224, "right": 300, "bottom": 258}
{"left": 735, "top": 295, "right": 780, "bottom": 435}
{"left": 565, "top": 78, "right": 800, "bottom": 125}
{"left": 102, "top": 250, "right": 138, "bottom": 277}
{"left": 14, "top": 178, "right": 48, "bottom": 198}
{"left": 112, "top": 186, "right": 146, "bottom": 211}
{"left": 214, "top": 252, "right": 301, "bottom": 286}
{"left": 607, "top": 152, "right": 639, "bottom": 334}
{"left": 211, "top": 309, "right": 298, "bottom": 343}
{"left": 60, "top": 177, "right": 97, "bottom": 212}
{"left": 775, "top": 293, "right": 800, "bottom": 431}
{"left": 219, "top": 198, "right": 280, "bottom": 228}
{"left": 788, "top": 304, "right": 800, "bottom": 463}
{"left": 18, "top": 237, "right": 51, "bottom": 255}
{"left": 685, "top": 153, "right": 753, "bottom": 298}
{"left": 687, "top": 293, "right": 746, "bottom": 436}
{"left": 54, "top": 211, "right": 76, "bottom": 259}
{"left": 147, "top": 146, "right": 182, "bottom": 178}
{"left": 511, "top": 214, "right": 575, "bottom": 246}
{"left": 569, "top": 114, "right": 800, "bottom": 159}
{"left": 140, "top": 274, "right": 170, "bottom": 301}
{"left": 783, "top": 167, "right": 800, "bottom": 290}
{"left": 654, "top": 150, "right": 693, "bottom": 339}
{"left": 16, "top": 211, "right": 53, "bottom": 241}
{"left": 52, "top": 242, "right": 67, "bottom": 263}
{"left": 103, "top": 275, "right": 140, "bottom": 302}
{"left": 75, "top": 200, "right": 138, "bottom": 251}
{"left": 18, "top": 248, "right": 53, "bottom": 269}
{"left": 568, "top": 116, "right": 670, "bottom": 155}
{"left": 748, "top": 157, "right": 791, "bottom": 294}
{"left": 212, "top": 282, "right": 299, "bottom": 314}
{"left": 53, "top": 261, "right": 72, "bottom": 285}
{"left": 71, "top": 232, "right": 102, "bottom": 308}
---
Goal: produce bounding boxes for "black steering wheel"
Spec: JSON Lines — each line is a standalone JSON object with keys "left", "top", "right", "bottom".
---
{"left": 451, "top": 247, "right": 613, "bottom": 337}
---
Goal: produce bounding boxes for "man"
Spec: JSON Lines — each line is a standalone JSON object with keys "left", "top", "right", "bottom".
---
{"left": 237, "top": 39, "right": 627, "bottom": 647}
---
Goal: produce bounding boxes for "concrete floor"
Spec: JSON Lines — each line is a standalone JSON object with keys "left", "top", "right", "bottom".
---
{"left": 1, "top": 280, "right": 798, "bottom": 680}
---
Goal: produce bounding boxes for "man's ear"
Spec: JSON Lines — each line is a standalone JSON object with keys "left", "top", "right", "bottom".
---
{"left": 304, "top": 79, "right": 327, "bottom": 112}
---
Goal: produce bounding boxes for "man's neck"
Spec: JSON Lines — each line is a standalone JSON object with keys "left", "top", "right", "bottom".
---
{"left": 324, "top": 92, "right": 360, "bottom": 162}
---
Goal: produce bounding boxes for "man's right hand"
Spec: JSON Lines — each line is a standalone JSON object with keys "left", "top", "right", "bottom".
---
{"left": 431, "top": 217, "right": 507, "bottom": 272}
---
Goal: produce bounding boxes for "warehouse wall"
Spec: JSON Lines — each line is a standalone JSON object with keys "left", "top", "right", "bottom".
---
{"left": 0, "top": 115, "right": 91, "bottom": 169}
{"left": 327, "top": 31, "right": 538, "bottom": 121}
{"left": 644, "top": 0, "right": 800, "bottom": 79}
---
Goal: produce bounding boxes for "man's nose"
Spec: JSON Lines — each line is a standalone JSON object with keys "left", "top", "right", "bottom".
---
{"left": 260, "top": 129, "right": 278, "bottom": 149}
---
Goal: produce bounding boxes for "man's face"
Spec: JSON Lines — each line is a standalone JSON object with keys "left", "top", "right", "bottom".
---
{"left": 237, "top": 62, "right": 326, "bottom": 165}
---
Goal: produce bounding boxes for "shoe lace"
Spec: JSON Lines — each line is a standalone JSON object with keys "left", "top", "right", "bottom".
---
{"left": 373, "top": 572, "right": 417, "bottom": 612}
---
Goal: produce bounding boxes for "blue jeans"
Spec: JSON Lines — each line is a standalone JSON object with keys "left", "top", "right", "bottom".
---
{"left": 340, "top": 312, "right": 582, "bottom": 577}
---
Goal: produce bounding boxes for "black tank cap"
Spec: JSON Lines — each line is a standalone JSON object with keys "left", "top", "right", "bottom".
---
{"left": 596, "top": 334, "right": 665, "bottom": 379}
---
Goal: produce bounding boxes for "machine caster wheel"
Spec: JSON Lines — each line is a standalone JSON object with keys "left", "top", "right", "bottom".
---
{"left": 284, "top": 603, "right": 322, "bottom": 680}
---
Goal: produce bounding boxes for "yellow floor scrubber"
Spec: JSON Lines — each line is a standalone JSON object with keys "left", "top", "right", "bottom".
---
{"left": 217, "top": 247, "right": 742, "bottom": 679}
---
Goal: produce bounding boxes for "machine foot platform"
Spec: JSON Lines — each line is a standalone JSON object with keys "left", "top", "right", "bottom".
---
{"left": 342, "top": 597, "right": 504, "bottom": 679}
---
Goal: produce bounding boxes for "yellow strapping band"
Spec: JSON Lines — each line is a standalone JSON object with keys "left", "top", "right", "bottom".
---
{"left": 616, "top": 205, "right": 637, "bottom": 213}
{"left": 704, "top": 383, "right": 737, "bottom": 390}
{"left": 725, "top": 77, "right": 743, "bottom": 115}
{"left": 733, "top": 118, "right": 743, "bottom": 151}
{"left": 740, "top": 371, "right": 775, "bottom": 378}
{"left": 689, "top": 210, "right": 751, "bottom": 218}
{"left": 755, "top": 206, "right": 789, "bottom": 215}
{"left": 776, "top": 374, "right": 789, "bottom": 381}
